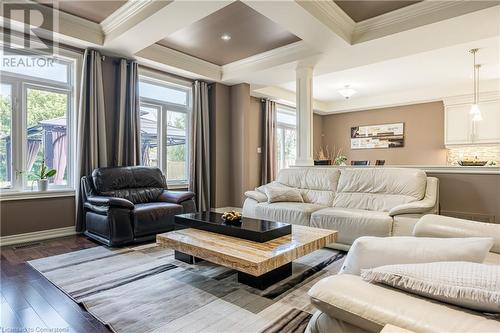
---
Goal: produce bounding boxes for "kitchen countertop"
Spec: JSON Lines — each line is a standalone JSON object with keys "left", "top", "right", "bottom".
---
{"left": 302, "top": 165, "right": 500, "bottom": 175}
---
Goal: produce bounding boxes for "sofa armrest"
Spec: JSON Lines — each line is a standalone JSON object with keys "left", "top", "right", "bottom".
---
{"left": 308, "top": 274, "right": 500, "bottom": 333}
{"left": 244, "top": 190, "right": 267, "bottom": 203}
{"left": 86, "top": 196, "right": 134, "bottom": 209}
{"left": 389, "top": 177, "right": 438, "bottom": 216}
{"left": 158, "top": 190, "right": 195, "bottom": 204}
{"left": 414, "top": 214, "right": 500, "bottom": 254}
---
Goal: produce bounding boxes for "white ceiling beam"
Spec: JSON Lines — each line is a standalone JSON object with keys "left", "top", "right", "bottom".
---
{"left": 353, "top": 0, "right": 499, "bottom": 43}
{"left": 221, "top": 41, "right": 320, "bottom": 83}
{"left": 242, "top": 0, "right": 350, "bottom": 53}
{"left": 135, "top": 44, "right": 221, "bottom": 81}
{"left": 102, "top": 0, "right": 235, "bottom": 56}
{"left": 251, "top": 86, "right": 329, "bottom": 113}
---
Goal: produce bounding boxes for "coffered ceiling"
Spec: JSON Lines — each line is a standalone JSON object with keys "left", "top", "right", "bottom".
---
{"left": 36, "top": 0, "right": 127, "bottom": 23}
{"left": 3, "top": 1, "right": 500, "bottom": 114}
{"left": 334, "top": 1, "right": 422, "bottom": 22}
{"left": 157, "top": 2, "right": 300, "bottom": 65}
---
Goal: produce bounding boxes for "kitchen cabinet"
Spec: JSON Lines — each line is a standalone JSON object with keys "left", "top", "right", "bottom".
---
{"left": 444, "top": 93, "right": 500, "bottom": 146}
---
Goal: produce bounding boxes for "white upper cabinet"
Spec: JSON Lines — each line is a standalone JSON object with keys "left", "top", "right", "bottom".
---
{"left": 444, "top": 92, "right": 500, "bottom": 146}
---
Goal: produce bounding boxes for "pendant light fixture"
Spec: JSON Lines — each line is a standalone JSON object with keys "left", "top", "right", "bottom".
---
{"left": 469, "top": 48, "right": 482, "bottom": 121}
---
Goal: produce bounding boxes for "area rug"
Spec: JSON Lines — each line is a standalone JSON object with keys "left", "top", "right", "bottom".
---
{"left": 28, "top": 243, "right": 345, "bottom": 333}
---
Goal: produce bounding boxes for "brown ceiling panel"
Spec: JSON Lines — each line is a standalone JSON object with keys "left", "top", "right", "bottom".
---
{"left": 335, "top": 1, "right": 422, "bottom": 22}
{"left": 158, "top": 1, "right": 300, "bottom": 66}
{"left": 37, "top": 0, "right": 127, "bottom": 23}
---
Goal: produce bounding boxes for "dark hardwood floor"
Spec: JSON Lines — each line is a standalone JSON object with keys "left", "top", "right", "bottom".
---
{"left": 1, "top": 235, "right": 112, "bottom": 332}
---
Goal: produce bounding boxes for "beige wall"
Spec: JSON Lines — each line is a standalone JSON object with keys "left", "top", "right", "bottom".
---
{"left": 1, "top": 197, "right": 75, "bottom": 236}
{"left": 209, "top": 83, "right": 262, "bottom": 208}
{"left": 313, "top": 114, "right": 323, "bottom": 159}
{"left": 209, "top": 83, "right": 232, "bottom": 208}
{"left": 429, "top": 173, "right": 500, "bottom": 223}
{"left": 319, "top": 102, "right": 447, "bottom": 165}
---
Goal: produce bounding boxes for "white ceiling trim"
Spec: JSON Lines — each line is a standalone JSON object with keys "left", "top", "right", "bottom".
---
{"left": 101, "top": 0, "right": 156, "bottom": 35}
{"left": 135, "top": 43, "right": 222, "bottom": 81}
{"left": 103, "top": 0, "right": 235, "bottom": 56}
{"left": 443, "top": 91, "right": 500, "bottom": 107}
{"left": 296, "top": 0, "right": 355, "bottom": 44}
{"left": 252, "top": 85, "right": 329, "bottom": 113}
{"left": 352, "top": 0, "right": 499, "bottom": 43}
{"left": 221, "top": 41, "right": 319, "bottom": 82}
{"left": 0, "top": 0, "right": 103, "bottom": 47}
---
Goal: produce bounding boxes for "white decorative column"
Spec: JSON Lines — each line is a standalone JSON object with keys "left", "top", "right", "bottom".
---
{"left": 295, "top": 66, "right": 314, "bottom": 166}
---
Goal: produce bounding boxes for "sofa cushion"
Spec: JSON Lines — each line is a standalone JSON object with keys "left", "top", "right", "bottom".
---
{"left": 133, "top": 202, "right": 183, "bottom": 236}
{"left": 340, "top": 236, "right": 494, "bottom": 275}
{"left": 311, "top": 208, "right": 393, "bottom": 245}
{"left": 275, "top": 168, "right": 340, "bottom": 206}
{"left": 361, "top": 262, "right": 500, "bottom": 313}
{"left": 308, "top": 274, "right": 500, "bottom": 333}
{"left": 254, "top": 202, "right": 325, "bottom": 226}
{"left": 333, "top": 168, "right": 427, "bottom": 212}
{"left": 263, "top": 185, "right": 304, "bottom": 203}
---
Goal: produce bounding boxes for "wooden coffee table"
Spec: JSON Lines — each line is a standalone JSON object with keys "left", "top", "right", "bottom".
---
{"left": 156, "top": 223, "right": 337, "bottom": 289}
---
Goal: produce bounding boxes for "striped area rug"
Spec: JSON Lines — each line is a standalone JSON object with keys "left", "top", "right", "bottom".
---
{"left": 28, "top": 244, "right": 345, "bottom": 333}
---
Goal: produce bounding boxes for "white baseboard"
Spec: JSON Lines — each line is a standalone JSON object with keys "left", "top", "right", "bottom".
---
{"left": 0, "top": 226, "right": 77, "bottom": 246}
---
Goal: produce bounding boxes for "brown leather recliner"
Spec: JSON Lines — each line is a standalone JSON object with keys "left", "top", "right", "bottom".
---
{"left": 81, "top": 166, "right": 196, "bottom": 246}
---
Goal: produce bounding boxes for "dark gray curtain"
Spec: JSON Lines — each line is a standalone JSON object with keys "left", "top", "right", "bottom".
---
{"left": 261, "top": 99, "right": 277, "bottom": 184}
{"left": 113, "top": 59, "right": 140, "bottom": 166}
{"left": 76, "top": 49, "right": 108, "bottom": 232}
{"left": 190, "top": 81, "right": 210, "bottom": 211}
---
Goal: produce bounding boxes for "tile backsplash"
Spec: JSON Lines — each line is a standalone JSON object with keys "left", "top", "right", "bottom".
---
{"left": 447, "top": 145, "right": 500, "bottom": 165}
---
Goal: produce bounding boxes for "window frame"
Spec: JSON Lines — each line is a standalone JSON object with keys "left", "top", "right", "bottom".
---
{"left": 276, "top": 104, "right": 297, "bottom": 170}
{"left": 138, "top": 73, "right": 192, "bottom": 187}
{"left": 0, "top": 38, "right": 81, "bottom": 198}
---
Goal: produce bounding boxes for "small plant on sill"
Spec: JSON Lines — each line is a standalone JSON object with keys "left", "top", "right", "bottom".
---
{"left": 33, "top": 160, "right": 57, "bottom": 191}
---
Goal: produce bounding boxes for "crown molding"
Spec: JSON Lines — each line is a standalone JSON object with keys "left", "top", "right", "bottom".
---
{"left": 352, "top": 0, "right": 498, "bottom": 43}
{"left": 443, "top": 91, "right": 500, "bottom": 107}
{"left": 101, "top": 0, "right": 156, "bottom": 35}
{"left": 296, "top": 0, "right": 355, "bottom": 44}
{"left": 136, "top": 43, "right": 222, "bottom": 81}
{"left": 0, "top": 0, "right": 103, "bottom": 47}
{"left": 221, "top": 41, "right": 319, "bottom": 82}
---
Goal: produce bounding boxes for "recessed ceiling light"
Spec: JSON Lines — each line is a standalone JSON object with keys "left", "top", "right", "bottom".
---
{"left": 338, "top": 85, "right": 357, "bottom": 99}
{"left": 220, "top": 33, "right": 231, "bottom": 41}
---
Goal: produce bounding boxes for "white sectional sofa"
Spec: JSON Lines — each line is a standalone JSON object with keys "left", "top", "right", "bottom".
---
{"left": 243, "top": 167, "right": 439, "bottom": 250}
{"left": 305, "top": 215, "right": 500, "bottom": 333}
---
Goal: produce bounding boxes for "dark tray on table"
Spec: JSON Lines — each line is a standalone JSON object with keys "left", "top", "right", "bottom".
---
{"left": 174, "top": 212, "right": 291, "bottom": 243}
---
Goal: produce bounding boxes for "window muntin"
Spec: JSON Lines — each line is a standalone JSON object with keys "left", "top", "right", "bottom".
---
{"left": 276, "top": 105, "right": 297, "bottom": 171}
{"left": 0, "top": 49, "right": 75, "bottom": 193}
{"left": 138, "top": 75, "right": 191, "bottom": 185}
{"left": 0, "top": 83, "right": 12, "bottom": 189}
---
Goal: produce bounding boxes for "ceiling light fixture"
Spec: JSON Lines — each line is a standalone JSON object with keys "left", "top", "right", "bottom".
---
{"left": 469, "top": 48, "right": 482, "bottom": 121}
{"left": 338, "top": 85, "right": 357, "bottom": 99}
{"left": 220, "top": 33, "right": 231, "bottom": 41}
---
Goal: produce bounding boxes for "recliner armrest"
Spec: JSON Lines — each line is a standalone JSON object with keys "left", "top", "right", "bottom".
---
{"left": 86, "top": 196, "right": 134, "bottom": 209}
{"left": 158, "top": 190, "right": 195, "bottom": 204}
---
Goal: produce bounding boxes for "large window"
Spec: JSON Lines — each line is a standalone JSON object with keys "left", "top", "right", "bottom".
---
{"left": 276, "top": 105, "right": 296, "bottom": 170}
{"left": 0, "top": 48, "right": 77, "bottom": 192}
{"left": 138, "top": 74, "right": 191, "bottom": 186}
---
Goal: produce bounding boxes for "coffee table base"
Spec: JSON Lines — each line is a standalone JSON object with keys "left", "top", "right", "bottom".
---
{"left": 174, "top": 250, "right": 204, "bottom": 264}
{"left": 174, "top": 250, "right": 292, "bottom": 290}
{"left": 237, "top": 262, "right": 292, "bottom": 290}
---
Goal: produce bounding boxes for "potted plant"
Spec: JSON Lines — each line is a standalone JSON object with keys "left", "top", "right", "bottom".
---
{"left": 35, "top": 160, "right": 56, "bottom": 191}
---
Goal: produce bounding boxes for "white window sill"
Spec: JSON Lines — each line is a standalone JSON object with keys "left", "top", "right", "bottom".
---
{"left": 0, "top": 188, "right": 76, "bottom": 201}
{"left": 167, "top": 183, "right": 189, "bottom": 190}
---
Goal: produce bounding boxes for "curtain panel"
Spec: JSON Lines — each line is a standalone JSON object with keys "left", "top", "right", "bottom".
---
{"left": 261, "top": 99, "right": 277, "bottom": 184}
{"left": 189, "top": 81, "right": 211, "bottom": 211}
{"left": 76, "top": 49, "right": 108, "bottom": 232}
{"left": 113, "top": 59, "right": 141, "bottom": 166}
